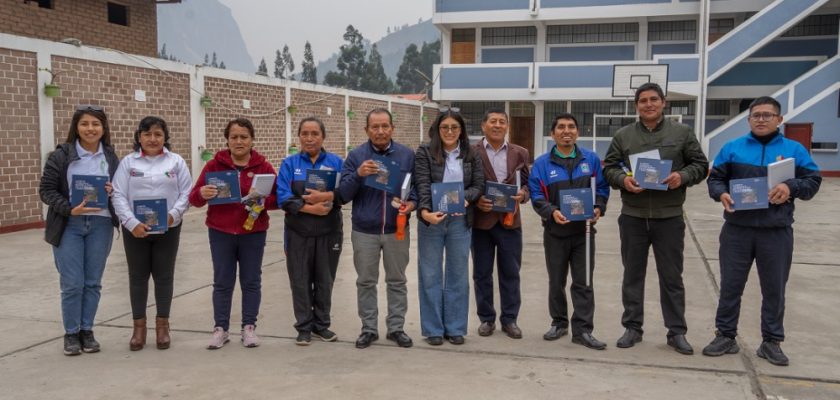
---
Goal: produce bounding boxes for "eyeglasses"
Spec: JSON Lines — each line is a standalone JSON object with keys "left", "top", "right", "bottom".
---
{"left": 75, "top": 104, "right": 104, "bottom": 112}
{"left": 439, "top": 106, "right": 461, "bottom": 113}
{"left": 749, "top": 112, "right": 779, "bottom": 121}
{"left": 439, "top": 125, "right": 461, "bottom": 133}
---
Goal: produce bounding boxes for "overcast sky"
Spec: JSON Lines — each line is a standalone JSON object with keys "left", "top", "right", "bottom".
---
{"left": 218, "top": 0, "right": 433, "bottom": 66}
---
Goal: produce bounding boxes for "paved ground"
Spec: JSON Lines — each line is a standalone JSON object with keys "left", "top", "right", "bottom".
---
{"left": 1, "top": 179, "right": 838, "bottom": 400}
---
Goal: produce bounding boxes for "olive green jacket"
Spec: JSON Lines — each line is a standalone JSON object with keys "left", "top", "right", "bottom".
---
{"left": 603, "top": 118, "right": 709, "bottom": 219}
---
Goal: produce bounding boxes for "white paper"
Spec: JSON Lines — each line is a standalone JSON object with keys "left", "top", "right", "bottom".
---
{"left": 400, "top": 173, "right": 412, "bottom": 201}
{"left": 767, "top": 158, "right": 794, "bottom": 189}
{"left": 629, "top": 149, "right": 661, "bottom": 174}
{"left": 251, "top": 174, "right": 275, "bottom": 196}
{"left": 515, "top": 169, "right": 521, "bottom": 189}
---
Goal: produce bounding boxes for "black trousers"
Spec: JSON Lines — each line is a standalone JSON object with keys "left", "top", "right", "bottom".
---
{"left": 618, "top": 214, "right": 687, "bottom": 336}
{"left": 543, "top": 230, "right": 595, "bottom": 336}
{"left": 471, "top": 224, "right": 522, "bottom": 325}
{"left": 285, "top": 228, "right": 343, "bottom": 333}
{"left": 716, "top": 223, "right": 792, "bottom": 342}
{"left": 122, "top": 224, "right": 182, "bottom": 320}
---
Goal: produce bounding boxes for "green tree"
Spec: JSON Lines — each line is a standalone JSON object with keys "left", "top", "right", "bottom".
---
{"left": 274, "top": 49, "right": 285, "bottom": 78}
{"left": 203, "top": 53, "right": 209, "bottom": 66}
{"left": 395, "top": 43, "right": 423, "bottom": 93}
{"left": 159, "top": 43, "right": 168, "bottom": 59}
{"left": 361, "top": 44, "right": 393, "bottom": 94}
{"left": 301, "top": 41, "right": 317, "bottom": 84}
{"left": 211, "top": 52, "right": 218, "bottom": 68}
{"left": 282, "top": 45, "right": 295, "bottom": 80}
{"left": 257, "top": 58, "right": 268, "bottom": 76}
{"left": 324, "top": 25, "right": 367, "bottom": 90}
{"left": 219, "top": 61, "right": 226, "bottom": 69}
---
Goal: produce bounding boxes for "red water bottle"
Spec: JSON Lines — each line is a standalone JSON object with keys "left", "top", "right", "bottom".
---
{"left": 396, "top": 204, "right": 407, "bottom": 241}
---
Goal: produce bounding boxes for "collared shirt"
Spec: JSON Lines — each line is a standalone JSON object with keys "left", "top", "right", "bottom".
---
{"left": 553, "top": 145, "right": 577, "bottom": 159}
{"left": 111, "top": 148, "right": 193, "bottom": 232}
{"left": 67, "top": 140, "right": 110, "bottom": 218}
{"left": 443, "top": 144, "right": 463, "bottom": 183}
{"left": 483, "top": 138, "right": 508, "bottom": 182}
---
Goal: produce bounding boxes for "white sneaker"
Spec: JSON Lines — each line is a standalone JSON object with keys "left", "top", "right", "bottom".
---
{"left": 241, "top": 325, "right": 260, "bottom": 348}
{"left": 207, "top": 327, "right": 229, "bottom": 350}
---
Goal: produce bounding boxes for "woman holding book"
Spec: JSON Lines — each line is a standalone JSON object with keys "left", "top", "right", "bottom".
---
{"left": 276, "top": 117, "right": 344, "bottom": 346}
{"left": 39, "top": 104, "right": 120, "bottom": 356}
{"left": 111, "top": 116, "right": 192, "bottom": 351}
{"left": 188, "top": 117, "right": 278, "bottom": 349}
{"left": 414, "top": 109, "right": 484, "bottom": 346}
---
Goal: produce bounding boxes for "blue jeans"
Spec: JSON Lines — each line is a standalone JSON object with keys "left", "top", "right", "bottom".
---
{"left": 417, "top": 215, "right": 471, "bottom": 337}
{"left": 208, "top": 228, "right": 266, "bottom": 331}
{"left": 52, "top": 215, "right": 114, "bottom": 334}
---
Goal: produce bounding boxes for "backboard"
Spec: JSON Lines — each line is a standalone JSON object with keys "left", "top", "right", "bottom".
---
{"left": 612, "top": 64, "right": 669, "bottom": 98}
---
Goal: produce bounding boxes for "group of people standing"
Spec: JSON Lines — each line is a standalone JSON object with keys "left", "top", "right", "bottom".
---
{"left": 39, "top": 82, "right": 821, "bottom": 367}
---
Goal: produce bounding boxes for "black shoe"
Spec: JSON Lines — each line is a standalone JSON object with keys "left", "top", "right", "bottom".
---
{"left": 426, "top": 336, "right": 444, "bottom": 346}
{"left": 295, "top": 331, "right": 311, "bottom": 346}
{"left": 543, "top": 326, "right": 568, "bottom": 341}
{"left": 572, "top": 332, "right": 607, "bottom": 350}
{"left": 312, "top": 328, "right": 337, "bottom": 342}
{"left": 756, "top": 340, "right": 789, "bottom": 366}
{"left": 501, "top": 323, "right": 523, "bottom": 339}
{"left": 667, "top": 334, "right": 694, "bottom": 355}
{"left": 702, "top": 333, "right": 739, "bottom": 356}
{"left": 616, "top": 328, "right": 643, "bottom": 348}
{"left": 386, "top": 331, "right": 413, "bottom": 348}
{"left": 79, "top": 330, "right": 100, "bottom": 353}
{"left": 63, "top": 333, "right": 81, "bottom": 356}
{"left": 477, "top": 321, "right": 495, "bottom": 337}
{"left": 445, "top": 335, "right": 465, "bottom": 345}
{"left": 355, "top": 332, "right": 378, "bottom": 349}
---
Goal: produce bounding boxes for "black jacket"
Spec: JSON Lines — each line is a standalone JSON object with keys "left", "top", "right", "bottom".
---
{"left": 39, "top": 142, "right": 120, "bottom": 246}
{"left": 414, "top": 143, "right": 484, "bottom": 227}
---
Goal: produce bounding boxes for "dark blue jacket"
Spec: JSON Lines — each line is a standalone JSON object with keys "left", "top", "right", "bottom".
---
{"left": 339, "top": 140, "right": 417, "bottom": 235}
{"left": 708, "top": 131, "right": 821, "bottom": 228}
{"left": 529, "top": 144, "right": 610, "bottom": 237}
{"left": 277, "top": 149, "right": 344, "bottom": 237}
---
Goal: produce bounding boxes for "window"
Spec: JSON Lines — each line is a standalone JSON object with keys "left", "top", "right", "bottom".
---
{"left": 706, "top": 100, "right": 730, "bottom": 116}
{"left": 451, "top": 101, "right": 505, "bottom": 136}
{"left": 570, "top": 101, "right": 631, "bottom": 137}
{"left": 547, "top": 23, "right": 639, "bottom": 44}
{"left": 782, "top": 14, "right": 839, "bottom": 37}
{"left": 665, "top": 100, "right": 696, "bottom": 116}
{"left": 811, "top": 142, "right": 838, "bottom": 152}
{"left": 452, "top": 29, "right": 475, "bottom": 43}
{"left": 709, "top": 18, "right": 735, "bottom": 35}
{"left": 543, "top": 101, "right": 567, "bottom": 136}
{"left": 648, "top": 20, "right": 697, "bottom": 41}
{"left": 107, "top": 2, "right": 129, "bottom": 26}
{"left": 481, "top": 27, "right": 537, "bottom": 46}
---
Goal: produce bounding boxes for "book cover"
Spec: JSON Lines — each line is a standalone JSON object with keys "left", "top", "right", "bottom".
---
{"left": 71, "top": 174, "right": 108, "bottom": 208}
{"left": 305, "top": 169, "right": 337, "bottom": 191}
{"left": 767, "top": 157, "right": 794, "bottom": 189}
{"left": 636, "top": 158, "right": 672, "bottom": 191}
{"left": 730, "top": 177, "right": 769, "bottom": 211}
{"left": 133, "top": 198, "right": 168, "bottom": 233}
{"left": 485, "top": 181, "right": 518, "bottom": 213}
{"left": 364, "top": 154, "right": 402, "bottom": 195}
{"left": 206, "top": 170, "right": 241, "bottom": 205}
{"left": 432, "top": 182, "right": 465, "bottom": 214}
{"left": 557, "top": 188, "right": 594, "bottom": 221}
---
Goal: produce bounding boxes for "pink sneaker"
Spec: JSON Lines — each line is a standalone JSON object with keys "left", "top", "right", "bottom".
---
{"left": 207, "top": 327, "right": 229, "bottom": 350}
{"left": 241, "top": 325, "right": 260, "bottom": 348}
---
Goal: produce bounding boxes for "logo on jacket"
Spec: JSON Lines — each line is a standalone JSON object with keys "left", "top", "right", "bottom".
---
{"left": 580, "top": 163, "right": 591, "bottom": 174}
{"left": 549, "top": 169, "right": 558, "bottom": 177}
{"left": 332, "top": 243, "right": 341, "bottom": 251}
{"left": 776, "top": 155, "right": 785, "bottom": 162}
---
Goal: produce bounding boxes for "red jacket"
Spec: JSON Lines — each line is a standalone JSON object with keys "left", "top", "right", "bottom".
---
{"left": 189, "top": 149, "right": 278, "bottom": 235}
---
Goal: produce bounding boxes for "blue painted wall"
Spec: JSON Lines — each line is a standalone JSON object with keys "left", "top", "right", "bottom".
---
{"left": 787, "top": 89, "right": 840, "bottom": 172}
{"left": 753, "top": 38, "right": 838, "bottom": 58}
{"left": 440, "top": 66, "right": 530, "bottom": 89}
{"left": 539, "top": 65, "right": 614, "bottom": 88}
{"left": 710, "top": 60, "right": 818, "bottom": 86}
{"left": 651, "top": 43, "right": 696, "bottom": 56}
{"left": 482, "top": 48, "right": 535, "bottom": 63}
{"left": 659, "top": 58, "right": 698, "bottom": 82}
{"left": 436, "top": 0, "right": 529, "bottom": 12}
{"left": 794, "top": 58, "right": 840, "bottom": 108}
{"left": 542, "top": 0, "right": 669, "bottom": 7}
{"left": 549, "top": 46, "right": 635, "bottom": 62}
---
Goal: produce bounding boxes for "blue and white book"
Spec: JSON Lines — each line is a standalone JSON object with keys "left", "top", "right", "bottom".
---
{"left": 206, "top": 170, "right": 241, "bottom": 205}
{"left": 306, "top": 169, "right": 337, "bottom": 191}
{"left": 432, "top": 182, "right": 465, "bottom": 214}
{"left": 635, "top": 158, "right": 672, "bottom": 191}
{"left": 71, "top": 174, "right": 108, "bottom": 208}
{"left": 485, "top": 181, "right": 518, "bottom": 213}
{"left": 558, "top": 188, "right": 594, "bottom": 221}
{"left": 364, "top": 154, "right": 402, "bottom": 195}
{"left": 133, "top": 198, "right": 168, "bottom": 234}
{"left": 730, "top": 177, "right": 769, "bottom": 211}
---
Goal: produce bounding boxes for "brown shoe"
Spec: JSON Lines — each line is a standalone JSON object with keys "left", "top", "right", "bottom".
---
{"left": 477, "top": 321, "right": 495, "bottom": 337}
{"left": 155, "top": 317, "right": 171, "bottom": 350}
{"left": 502, "top": 323, "right": 523, "bottom": 339}
{"left": 129, "top": 318, "right": 146, "bottom": 351}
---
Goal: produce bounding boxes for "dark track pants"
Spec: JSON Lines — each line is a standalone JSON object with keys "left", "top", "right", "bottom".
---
{"left": 285, "top": 228, "right": 343, "bottom": 333}
{"left": 543, "top": 230, "right": 596, "bottom": 336}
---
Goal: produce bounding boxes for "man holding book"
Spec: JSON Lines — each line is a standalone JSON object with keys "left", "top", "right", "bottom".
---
{"left": 471, "top": 108, "right": 530, "bottom": 339}
{"left": 339, "top": 108, "right": 417, "bottom": 349}
{"left": 703, "top": 97, "right": 821, "bottom": 366}
{"left": 603, "top": 83, "right": 709, "bottom": 355}
{"left": 529, "top": 113, "right": 610, "bottom": 349}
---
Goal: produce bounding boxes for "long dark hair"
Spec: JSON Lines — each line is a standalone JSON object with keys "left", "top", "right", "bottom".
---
{"left": 428, "top": 110, "right": 469, "bottom": 165}
{"left": 133, "top": 116, "right": 172, "bottom": 152}
{"left": 65, "top": 106, "right": 111, "bottom": 146}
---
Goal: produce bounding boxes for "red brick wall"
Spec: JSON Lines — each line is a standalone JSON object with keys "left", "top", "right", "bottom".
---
{"left": 0, "top": 0, "right": 158, "bottom": 57}
{"left": 391, "top": 102, "right": 423, "bottom": 151}
{"left": 51, "top": 56, "right": 191, "bottom": 165}
{"left": 422, "top": 107, "right": 440, "bottom": 145}
{"left": 0, "top": 49, "right": 42, "bottom": 231}
{"left": 348, "top": 97, "right": 388, "bottom": 150}
{"left": 203, "top": 78, "right": 285, "bottom": 168}
{"left": 290, "top": 89, "right": 345, "bottom": 157}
